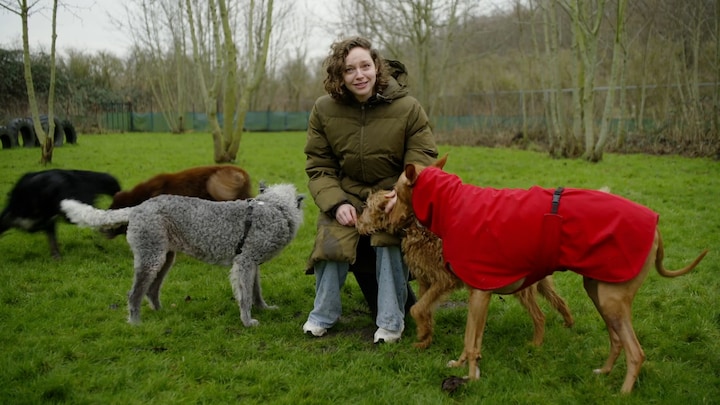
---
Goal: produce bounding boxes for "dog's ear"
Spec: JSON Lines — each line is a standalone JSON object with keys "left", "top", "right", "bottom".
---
{"left": 376, "top": 194, "right": 390, "bottom": 210}
{"left": 403, "top": 164, "right": 418, "bottom": 184}
{"left": 433, "top": 154, "right": 448, "bottom": 169}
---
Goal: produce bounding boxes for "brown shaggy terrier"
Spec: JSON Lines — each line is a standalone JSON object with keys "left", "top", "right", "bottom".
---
{"left": 357, "top": 190, "right": 574, "bottom": 349}
{"left": 107, "top": 165, "right": 253, "bottom": 236}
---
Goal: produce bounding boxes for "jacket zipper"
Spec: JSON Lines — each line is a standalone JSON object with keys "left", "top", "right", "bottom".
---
{"left": 360, "top": 104, "right": 366, "bottom": 181}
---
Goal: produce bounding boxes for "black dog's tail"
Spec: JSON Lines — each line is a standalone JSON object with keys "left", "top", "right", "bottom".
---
{"left": 60, "top": 199, "right": 132, "bottom": 230}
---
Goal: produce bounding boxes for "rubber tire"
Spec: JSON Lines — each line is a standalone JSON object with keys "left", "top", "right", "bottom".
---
{"left": 7, "top": 118, "right": 37, "bottom": 147}
{"left": 0, "top": 125, "right": 18, "bottom": 149}
{"left": 61, "top": 119, "right": 78, "bottom": 144}
{"left": 39, "top": 115, "right": 64, "bottom": 146}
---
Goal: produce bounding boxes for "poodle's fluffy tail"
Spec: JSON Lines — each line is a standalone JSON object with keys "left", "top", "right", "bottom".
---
{"left": 61, "top": 199, "right": 132, "bottom": 230}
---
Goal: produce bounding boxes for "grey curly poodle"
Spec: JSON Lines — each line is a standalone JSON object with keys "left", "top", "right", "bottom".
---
{"left": 61, "top": 183, "right": 304, "bottom": 327}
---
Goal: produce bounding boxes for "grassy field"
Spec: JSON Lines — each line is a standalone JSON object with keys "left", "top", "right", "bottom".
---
{"left": 0, "top": 132, "right": 718, "bottom": 404}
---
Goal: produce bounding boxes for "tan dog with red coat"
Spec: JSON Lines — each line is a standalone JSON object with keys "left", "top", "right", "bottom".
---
{"left": 357, "top": 190, "right": 574, "bottom": 349}
{"left": 386, "top": 155, "right": 708, "bottom": 393}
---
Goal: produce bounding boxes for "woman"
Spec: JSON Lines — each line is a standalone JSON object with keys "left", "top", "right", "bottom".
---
{"left": 302, "top": 36, "right": 438, "bottom": 343}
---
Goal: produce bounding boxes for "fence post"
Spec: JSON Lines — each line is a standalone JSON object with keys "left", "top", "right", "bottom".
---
{"left": 128, "top": 101, "right": 134, "bottom": 132}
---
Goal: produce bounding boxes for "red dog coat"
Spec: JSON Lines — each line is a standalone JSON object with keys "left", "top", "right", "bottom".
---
{"left": 411, "top": 167, "right": 659, "bottom": 292}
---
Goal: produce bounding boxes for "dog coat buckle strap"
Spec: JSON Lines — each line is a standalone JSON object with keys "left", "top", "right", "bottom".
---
{"left": 551, "top": 187, "right": 564, "bottom": 214}
{"left": 536, "top": 187, "right": 565, "bottom": 273}
{"left": 235, "top": 200, "right": 255, "bottom": 254}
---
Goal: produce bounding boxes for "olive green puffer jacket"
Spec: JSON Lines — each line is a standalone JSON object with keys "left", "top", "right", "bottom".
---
{"left": 304, "top": 75, "right": 438, "bottom": 272}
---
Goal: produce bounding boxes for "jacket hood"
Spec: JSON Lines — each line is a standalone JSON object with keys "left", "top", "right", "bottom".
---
{"left": 376, "top": 76, "right": 408, "bottom": 103}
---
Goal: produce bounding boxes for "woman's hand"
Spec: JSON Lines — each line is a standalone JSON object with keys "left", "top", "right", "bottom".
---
{"left": 335, "top": 203, "right": 357, "bottom": 226}
{"left": 384, "top": 189, "right": 397, "bottom": 213}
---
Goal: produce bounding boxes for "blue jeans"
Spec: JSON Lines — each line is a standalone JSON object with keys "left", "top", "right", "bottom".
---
{"left": 306, "top": 245, "right": 408, "bottom": 332}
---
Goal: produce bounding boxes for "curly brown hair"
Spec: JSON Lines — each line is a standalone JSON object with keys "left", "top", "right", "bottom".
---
{"left": 322, "top": 37, "right": 390, "bottom": 103}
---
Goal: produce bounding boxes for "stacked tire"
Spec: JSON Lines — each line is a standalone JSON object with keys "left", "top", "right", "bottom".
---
{"left": 60, "top": 119, "right": 77, "bottom": 144}
{"left": 0, "top": 125, "right": 18, "bottom": 149}
{"left": 8, "top": 118, "right": 36, "bottom": 148}
{"left": 40, "top": 115, "right": 63, "bottom": 146}
{"left": 1, "top": 116, "right": 78, "bottom": 149}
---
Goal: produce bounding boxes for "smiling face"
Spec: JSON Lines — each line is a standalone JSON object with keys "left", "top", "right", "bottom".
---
{"left": 342, "top": 47, "right": 377, "bottom": 102}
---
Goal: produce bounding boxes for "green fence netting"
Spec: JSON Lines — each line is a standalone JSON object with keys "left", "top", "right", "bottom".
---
{"left": 115, "top": 111, "right": 311, "bottom": 133}
{"left": 103, "top": 110, "right": 663, "bottom": 135}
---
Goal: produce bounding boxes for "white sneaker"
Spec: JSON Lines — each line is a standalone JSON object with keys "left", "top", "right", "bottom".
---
{"left": 303, "top": 320, "right": 327, "bottom": 337}
{"left": 373, "top": 326, "right": 403, "bottom": 344}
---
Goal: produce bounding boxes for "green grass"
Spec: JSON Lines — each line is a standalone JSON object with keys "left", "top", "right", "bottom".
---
{"left": 0, "top": 132, "right": 718, "bottom": 404}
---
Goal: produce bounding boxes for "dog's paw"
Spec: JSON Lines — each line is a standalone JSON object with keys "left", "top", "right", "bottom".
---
{"left": 242, "top": 319, "right": 260, "bottom": 327}
{"left": 447, "top": 359, "right": 463, "bottom": 368}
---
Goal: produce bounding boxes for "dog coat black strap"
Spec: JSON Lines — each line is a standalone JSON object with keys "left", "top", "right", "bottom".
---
{"left": 535, "top": 186, "right": 565, "bottom": 275}
{"left": 235, "top": 200, "right": 255, "bottom": 254}
{"left": 551, "top": 187, "right": 564, "bottom": 214}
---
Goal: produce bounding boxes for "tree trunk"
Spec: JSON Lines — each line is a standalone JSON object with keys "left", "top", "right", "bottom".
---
{"left": 218, "top": 0, "right": 274, "bottom": 162}
{"left": 615, "top": 43, "right": 628, "bottom": 148}
{"left": 19, "top": 0, "right": 58, "bottom": 164}
{"left": 514, "top": 2, "right": 529, "bottom": 141}
{"left": 595, "top": 0, "right": 626, "bottom": 157}
{"left": 184, "top": 0, "right": 273, "bottom": 163}
{"left": 185, "top": 0, "right": 224, "bottom": 160}
{"left": 217, "top": 0, "right": 236, "bottom": 162}
{"left": 569, "top": 12, "right": 585, "bottom": 157}
{"left": 559, "top": 0, "right": 606, "bottom": 162}
{"left": 44, "top": 0, "right": 59, "bottom": 163}
{"left": 715, "top": 0, "right": 720, "bottom": 149}
{"left": 542, "top": 0, "right": 573, "bottom": 157}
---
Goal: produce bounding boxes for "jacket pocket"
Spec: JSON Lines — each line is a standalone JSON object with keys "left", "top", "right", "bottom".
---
{"left": 307, "top": 213, "right": 361, "bottom": 266}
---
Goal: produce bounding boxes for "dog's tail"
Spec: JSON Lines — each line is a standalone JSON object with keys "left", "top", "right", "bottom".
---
{"left": 655, "top": 231, "right": 709, "bottom": 277}
{"left": 60, "top": 199, "right": 132, "bottom": 230}
{"left": 206, "top": 167, "right": 252, "bottom": 201}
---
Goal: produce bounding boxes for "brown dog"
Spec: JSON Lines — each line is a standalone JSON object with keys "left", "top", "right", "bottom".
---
{"left": 111, "top": 165, "right": 253, "bottom": 209}
{"left": 106, "top": 165, "right": 253, "bottom": 236}
{"left": 357, "top": 190, "right": 574, "bottom": 349}
{"left": 387, "top": 155, "right": 708, "bottom": 393}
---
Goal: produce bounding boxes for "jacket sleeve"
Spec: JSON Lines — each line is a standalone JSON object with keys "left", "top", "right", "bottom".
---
{"left": 403, "top": 98, "right": 439, "bottom": 166}
{"left": 304, "top": 104, "right": 350, "bottom": 214}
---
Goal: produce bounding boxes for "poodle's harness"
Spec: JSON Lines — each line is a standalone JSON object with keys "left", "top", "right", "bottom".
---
{"left": 235, "top": 200, "right": 259, "bottom": 254}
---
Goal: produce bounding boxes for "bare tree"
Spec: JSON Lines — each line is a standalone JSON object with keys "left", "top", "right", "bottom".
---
{"left": 116, "top": 0, "right": 189, "bottom": 133}
{"left": 185, "top": 0, "right": 223, "bottom": 159}
{"left": 184, "top": 0, "right": 274, "bottom": 162}
{"left": 666, "top": 0, "right": 716, "bottom": 151}
{"left": 1, "top": 0, "right": 59, "bottom": 163}
{"left": 557, "top": 0, "right": 607, "bottom": 162}
{"left": 535, "top": 0, "right": 576, "bottom": 157}
{"left": 715, "top": 0, "right": 720, "bottom": 143}
{"left": 594, "top": 0, "right": 626, "bottom": 159}
{"left": 513, "top": 0, "right": 531, "bottom": 139}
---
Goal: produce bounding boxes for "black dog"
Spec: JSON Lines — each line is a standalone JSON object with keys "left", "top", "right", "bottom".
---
{"left": 0, "top": 169, "right": 121, "bottom": 258}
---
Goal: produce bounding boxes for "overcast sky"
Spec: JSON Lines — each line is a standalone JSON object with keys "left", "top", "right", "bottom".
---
{"left": 0, "top": 0, "right": 336, "bottom": 61}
